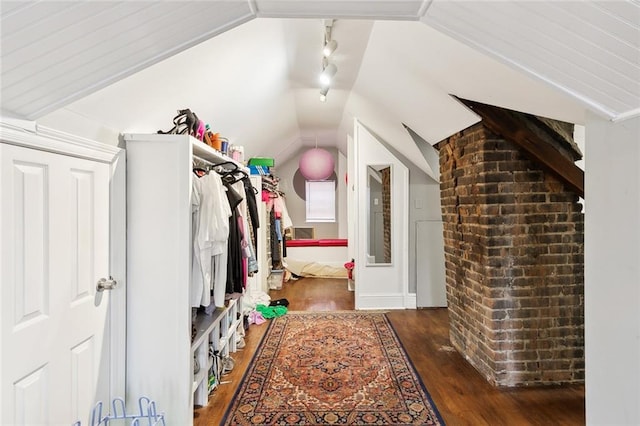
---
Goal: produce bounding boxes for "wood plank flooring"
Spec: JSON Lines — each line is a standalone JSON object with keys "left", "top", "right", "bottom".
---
{"left": 193, "top": 278, "right": 585, "bottom": 425}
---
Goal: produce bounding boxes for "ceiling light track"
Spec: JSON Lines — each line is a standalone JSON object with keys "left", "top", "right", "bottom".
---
{"left": 319, "top": 19, "right": 338, "bottom": 102}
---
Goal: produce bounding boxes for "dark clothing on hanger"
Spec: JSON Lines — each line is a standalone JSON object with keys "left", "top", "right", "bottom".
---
{"left": 241, "top": 176, "right": 260, "bottom": 253}
{"left": 270, "top": 208, "right": 281, "bottom": 268}
{"left": 282, "top": 234, "right": 287, "bottom": 258}
{"left": 225, "top": 184, "right": 244, "bottom": 294}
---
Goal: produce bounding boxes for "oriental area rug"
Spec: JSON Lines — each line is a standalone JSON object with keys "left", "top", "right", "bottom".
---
{"left": 222, "top": 312, "right": 444, "bottom": 425}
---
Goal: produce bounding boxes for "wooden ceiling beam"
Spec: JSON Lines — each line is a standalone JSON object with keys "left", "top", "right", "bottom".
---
{"left": 454, "top": 97, "right": 584, "bottom": 198}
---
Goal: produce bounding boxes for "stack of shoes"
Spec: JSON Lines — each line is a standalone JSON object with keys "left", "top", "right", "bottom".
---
{"left": 236, "top": 319, "right": 246, "bottom": 348}
{"left": 236, "top": 336, "right": 246, "bottom": 349}
{"left": 222, "top": 356, "right": 235, "bottom": 375}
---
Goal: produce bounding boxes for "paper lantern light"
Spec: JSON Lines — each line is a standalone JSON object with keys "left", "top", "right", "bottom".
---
{"left": 299, "top": 148, "right": 334, "bottom": 180}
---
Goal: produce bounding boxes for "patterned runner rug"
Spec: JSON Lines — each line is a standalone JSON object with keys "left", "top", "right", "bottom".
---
{"left": 222, "top": 312, "right": 444, "bottom": 425}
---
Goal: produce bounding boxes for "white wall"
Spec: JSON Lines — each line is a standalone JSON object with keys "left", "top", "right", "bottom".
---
{"left": 585, "top": 113, "right": 640, "bottom": 425}
{"left": 37, "top": 109, "right": 121, "bottom": 147}
{"left": 414, "top": 174, "right": 447, "bottom": 308}
{"left": 361, "top": 126, "right": 445, "bottom": 301}
{"left": 276, "top": 147, "right": 343, "bottom": 239}
{"left": 354, "top": 120, "right": 411, "bottom": 309}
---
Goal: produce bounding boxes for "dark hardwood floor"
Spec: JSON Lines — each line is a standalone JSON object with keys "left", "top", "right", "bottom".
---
{"left": 194, "top": 277, "right": 585, "bottom": 425}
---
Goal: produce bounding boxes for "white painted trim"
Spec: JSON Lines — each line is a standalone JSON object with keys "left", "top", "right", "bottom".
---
{"left": 357, "top": 293, "right": 407, "bottom": 310}
{"left": 405, "top": 293, "right": 417, "bottom": 309}
{"left": 109, "top": 149, "right": 127, "bottom": 403}
{"left": 612, "top": 107, "right": 640, "bottom": 123}
{"left": 0, "top": 117, "right": 37, "bottom": 132}
{"left": 247, "top": 0, "right": 258, "bottom": 15}
{"left": 417, "top": 0, "right": 436, "bottom": 18}
{"left": 0, "top": 122, "right": 120, "bottom": 163}
{"left": 254, "top": 10, "right": 420, "bottom": 20}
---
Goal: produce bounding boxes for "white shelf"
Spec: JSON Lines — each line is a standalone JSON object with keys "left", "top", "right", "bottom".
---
{"left": 191, "top": 308, "right": 225, "bottom": 352}
{"left": 192, "top": 367, "right": 208, "bottom": 394}
{"left": 122, "top": 133, "right": 248, "bottom": 173}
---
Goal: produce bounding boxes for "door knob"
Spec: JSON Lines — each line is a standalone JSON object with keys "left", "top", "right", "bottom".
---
{"left": 96, "top": 277, "right": 117, "bottom": 292}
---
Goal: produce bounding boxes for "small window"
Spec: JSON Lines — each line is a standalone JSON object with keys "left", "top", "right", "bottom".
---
{"left": 306, "top": 180, "right": 335, "bottom": 222}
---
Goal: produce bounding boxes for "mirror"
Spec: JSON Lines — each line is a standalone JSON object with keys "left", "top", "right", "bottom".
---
{"left": 367, "top": 165, "right": 392, "bottom": 265}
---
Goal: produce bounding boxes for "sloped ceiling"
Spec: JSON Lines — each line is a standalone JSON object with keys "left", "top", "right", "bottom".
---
{"left": 2, "top": 1, "right": 639, "bottom": 171}
{"left": 422, "top": 1, "right": 640, "bottom": 121}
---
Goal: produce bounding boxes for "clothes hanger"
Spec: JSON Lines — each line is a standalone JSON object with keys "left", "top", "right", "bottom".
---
{"left": 211, "top": 161, "right": 239, "bottom": 174}
{"left": 221, "top": 169, "right": 248, "bottom": 185}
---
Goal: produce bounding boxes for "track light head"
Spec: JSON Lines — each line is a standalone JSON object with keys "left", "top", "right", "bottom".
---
{"left": 320, "top": 86, "right": 329, "bottom": 102}
{"left": 323, "top": 39, "right": 338, "bottom": 57}
{"left": 319, "top": 63, "right": 337, "bottom": 86}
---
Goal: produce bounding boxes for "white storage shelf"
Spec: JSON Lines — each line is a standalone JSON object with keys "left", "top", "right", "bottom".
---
{"left": 124, "top": 134, "right": 248, "bottom": 425}
{"left": 191, "top": 295, "right": 242, "bottom": 407}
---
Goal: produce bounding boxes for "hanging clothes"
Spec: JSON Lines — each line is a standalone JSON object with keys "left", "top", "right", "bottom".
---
{"left": 241, "top": 176, "right": 260, "bottom": 252}
{"left": 191, "top": 171, "right": 231, "bottom": 308}
{"left": 225, "top": 183, "right": 245, "bottom": 294}
{"left": 270, "top": 208, "right": 281, "bottom": 268}
{"left": 278, "top": 195, "right": 293, "bottom": 230}
{"left": 232, "top": 180, "right": 252, "bottom": 289}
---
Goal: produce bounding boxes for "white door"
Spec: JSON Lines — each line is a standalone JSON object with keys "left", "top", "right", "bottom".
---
{"left": 415, "top": 220, "right": 447, "bottom": 308}
{"left": 1, "top": 143, "right": 112, "bottom": 425}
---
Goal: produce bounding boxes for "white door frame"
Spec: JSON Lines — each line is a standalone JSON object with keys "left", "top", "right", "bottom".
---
{"left": 352, "top": 119, "right": 411, "bottom": 310}
{"left": 0, "top": 121, "right": 126, "bottom": 403}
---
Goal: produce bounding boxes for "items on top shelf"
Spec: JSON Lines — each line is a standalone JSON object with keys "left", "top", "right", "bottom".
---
{"left": 157, "top": 108, "right": 245, "bottom": 165}
{"left": 157, "top": 108, "right": 201, "bottom": 137}
{"left": 248, "top": 157, "right": 275, "bottom": 167}
{"left": 190, "top": 136, "right": 247, "bottom": 174}
{"left": 249, "top": 165, "right": 270, "bottom": 175}
{"left": 247, "top": 157, "right": 275, "bottom": 176}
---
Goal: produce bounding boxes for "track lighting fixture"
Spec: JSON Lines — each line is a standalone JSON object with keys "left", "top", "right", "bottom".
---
{"left": 320, "top": 86, "right": 329, "bottom": 102}
{"left": 319, "top": 63, "right": 337, "bottom": 86}
{"left": 318, "top": 19, "right": 338, "bottom": 102}
{"left": 323, "top": 39, "right": 338, "bottom": 57}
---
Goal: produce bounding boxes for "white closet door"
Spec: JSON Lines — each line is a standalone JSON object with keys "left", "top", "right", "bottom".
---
{"left": 1, "top": 143, "right": 111, "bottom": 425}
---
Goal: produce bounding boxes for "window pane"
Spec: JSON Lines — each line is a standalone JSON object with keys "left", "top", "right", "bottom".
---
{"left": 306, "top": 180, "right": 335, "bottom": 222}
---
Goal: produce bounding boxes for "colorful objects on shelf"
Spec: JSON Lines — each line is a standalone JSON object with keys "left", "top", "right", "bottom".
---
{"left": 248, "top": 157, "right": 275, "bottom": 167}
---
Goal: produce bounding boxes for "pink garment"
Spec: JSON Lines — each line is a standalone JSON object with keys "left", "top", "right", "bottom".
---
{"left": 249, "top": 311, "right": 266, "bottom": 325}
{"left": 273, "top": 195, "right": 283, "bottom": 218}
{"left": 196, "top": 120, "right": 205, "bottom": 141}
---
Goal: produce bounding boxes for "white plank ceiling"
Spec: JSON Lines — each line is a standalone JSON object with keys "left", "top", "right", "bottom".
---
{"left": 1, "top": 1, "right": 638, "bottom": 167}
{"left": 422, "top": 1, "right": 640, "bottom": 121}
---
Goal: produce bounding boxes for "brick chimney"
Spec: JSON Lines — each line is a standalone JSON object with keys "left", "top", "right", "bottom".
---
{"left": 436, "top": 108, "right": 584, "bottom": 386}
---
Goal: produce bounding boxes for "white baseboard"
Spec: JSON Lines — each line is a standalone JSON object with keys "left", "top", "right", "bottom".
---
{"left": 356, "top": 293, "right": 416, "bottom": 310}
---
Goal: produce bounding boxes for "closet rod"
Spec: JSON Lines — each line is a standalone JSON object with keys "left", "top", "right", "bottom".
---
{"left": 193, "top": 155, "right": 214, "bottom": 167}
{"left": 193, "top": 156, "right": 247, "bottom": 182}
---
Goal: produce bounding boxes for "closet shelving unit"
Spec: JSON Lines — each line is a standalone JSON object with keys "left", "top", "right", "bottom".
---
{"left": 123, "top": 133, "right": 248, "bottom": 425}
{"left": 191, "top": 293, "right": 242, "bottom": 405}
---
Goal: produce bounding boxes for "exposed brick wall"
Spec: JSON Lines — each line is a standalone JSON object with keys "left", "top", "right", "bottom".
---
{"left": 381, "top": 167, "right": 392, "bottom": 263}
{"left": 438, "top": 122, "right": 584, "bottom": 387}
